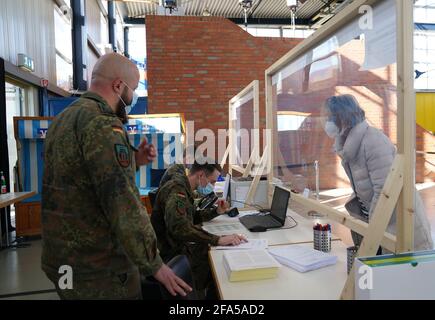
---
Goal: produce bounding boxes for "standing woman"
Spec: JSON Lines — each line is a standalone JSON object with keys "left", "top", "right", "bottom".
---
{"left": 322, "top": 94, "right": 433, "bottom": 251}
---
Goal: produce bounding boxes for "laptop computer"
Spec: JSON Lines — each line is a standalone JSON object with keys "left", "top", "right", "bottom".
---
{"left": 239, "top": 186, "right": 290, "bottom": 231}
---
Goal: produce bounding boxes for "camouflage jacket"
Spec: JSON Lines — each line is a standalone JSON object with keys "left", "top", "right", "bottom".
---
{"left": 41, "top": 91, "right": 163, "bottom": 280}
{"left": 151, "top": 164, "right": 220, "bottom": 261}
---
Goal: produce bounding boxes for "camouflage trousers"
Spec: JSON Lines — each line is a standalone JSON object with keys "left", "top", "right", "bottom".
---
{"left": 46, "top": 270, "right": 142, "bottom": 300}
{"left": 184, "top": 243, "right": 214, "bottom": 292}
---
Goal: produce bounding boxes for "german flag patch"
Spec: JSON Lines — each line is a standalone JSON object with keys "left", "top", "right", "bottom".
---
{"left": 112, "top": 126, "right": 124, "bottom": 134}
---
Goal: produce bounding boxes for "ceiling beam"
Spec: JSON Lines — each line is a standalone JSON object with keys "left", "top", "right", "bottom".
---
{"left": 229, "top": 17, "right": 311, "bottom": 26}
{"left": 123, "top": 16, "right": 311, "bottom": 26}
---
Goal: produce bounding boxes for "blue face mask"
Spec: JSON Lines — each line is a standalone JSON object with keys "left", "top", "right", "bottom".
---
{"left": 197, "top": 183, "right": 214, "bottom": 196}
{"left": 197, "top": 176, "right": 214, "bottom": 195}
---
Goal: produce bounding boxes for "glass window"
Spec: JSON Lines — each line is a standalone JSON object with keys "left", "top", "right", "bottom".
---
{"left": 245, "top": 27, "right": 280, "bottom": 37}
{"left": 55, "top": 54, "right": 73, "bottom": 91}
{"left": 128, "top": 26, "right": 147, "bottom": 97}
{"left": 100, "top": 12, "right": 108, "bottom": 45}
{"left": 116, "top": 9, "right": 124, "bottom": 52}
{"left": 283, "top": 28, "right": 315, "bottom": 39}
{"left": 414, "top": 0, "right": 435, "bottom": 23}
{"left": 414, "top": 30, "right": 435, "bottom": 89}
{"left": 54, "top": 7, "right": 72, "bottom": 61}
{"left": 101, "top": 0, "right": 108, "bottom": 12}
{"left": 54, "top": 6, "right": 73, "bottom": 91}
{"left": 255, "top": 28, "right": 281, "bottom": 37}
{"left": 241, "top": 25, "right": 315, "bottom": 39}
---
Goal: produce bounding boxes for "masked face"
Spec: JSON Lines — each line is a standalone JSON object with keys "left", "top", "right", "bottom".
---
{"left": 116, "top": 81, "right": 139, "bottom": 124}
{"left": 197, "top": 174, "right": 214, "bottom": 196}
{"left": 324, "top": 120, "right": 340, "bottom": 139}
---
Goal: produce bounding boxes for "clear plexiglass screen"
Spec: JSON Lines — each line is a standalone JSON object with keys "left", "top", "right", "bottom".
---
{"left": 231, "top": 89, "right": 255, "bottom": 167}
{"left": 271, "top": 0, "right": 398, "bottom": 193}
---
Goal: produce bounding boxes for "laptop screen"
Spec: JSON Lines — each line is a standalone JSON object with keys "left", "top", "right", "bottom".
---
{"left": 270, "top": 187, "right": 290, "bottom": 223}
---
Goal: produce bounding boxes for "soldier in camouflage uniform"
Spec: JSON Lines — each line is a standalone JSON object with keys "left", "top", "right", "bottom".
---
{"left": 41, "top": 53, "right": 191, "bottom": 300}
{"left": 151, "top": 161, "right": 246, "bottom": 295}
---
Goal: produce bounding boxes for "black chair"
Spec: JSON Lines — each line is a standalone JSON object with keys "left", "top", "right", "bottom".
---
{"left": 148, "top": 188, "right": 158, "bottom": 208}
{"left": 141, "top": 255, "right": 198, "bottom": 300}
{"left": 150, "top": 169, "right": 167, "bottom": 188}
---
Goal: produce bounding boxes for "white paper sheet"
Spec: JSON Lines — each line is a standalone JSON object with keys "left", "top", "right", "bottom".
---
{"left": 224, "top": 250, "right": 281, "bottom": 271}
{"left": 213, "top": 239, "right": 268, "bottom": 250}
{"left": 202, "top": 222, "right": 246, "bottom": 235}
{"left": 268, "top": 245, "right": 337, "bottom": 273}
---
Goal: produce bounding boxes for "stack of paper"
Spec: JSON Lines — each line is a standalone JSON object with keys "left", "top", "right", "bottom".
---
{"left": 202, "top": 222, "right": 246, "bottom": 235}
{"left": 268, "top": 245, "right": 337, "bottom": 273}
{"left": 223, "top": 250, "right": 281, "bottom": 282}
{"left": 214, "top": 239, "right": 268, "bottom": 250}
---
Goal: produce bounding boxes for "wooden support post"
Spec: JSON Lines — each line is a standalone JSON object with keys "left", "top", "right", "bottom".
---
{"left": 395, "top": 0, "right": 415, "bottom": 253}
{"left": 220, "top": 145, "right": 230, "bottom": 169}
{"left": 242, "top": 145, "right": 258, "bottom": 178}
{"left": 292, "top": 193, "right": 397, "bottom": 252}
{"left": 245, "top": 145, "right": 269, "bottom": 206}
{"left": 341, "top": 155, "right": 404, "bottom": 300}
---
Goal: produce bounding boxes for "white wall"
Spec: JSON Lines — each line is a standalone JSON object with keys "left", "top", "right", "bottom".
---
{"left": 0, "top": 0, "right": 56, "bottom": 84}
{"left": 87, "top": 0, "right": 106, "bottom": 47}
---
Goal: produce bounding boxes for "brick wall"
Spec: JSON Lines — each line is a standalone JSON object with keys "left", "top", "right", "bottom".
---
{"left": 146, "top": 15, "right": 301, "bottom": 163}
{"left": 146, "top": 15, "right": 435, "bottom": 189}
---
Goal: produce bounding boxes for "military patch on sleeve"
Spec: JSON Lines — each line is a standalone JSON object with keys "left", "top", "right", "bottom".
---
{"left": 114, "top": 144, "right": 130, "bottom": 168}
{"left": 176, "top": 198, "right": 185, "bottom": 208}
{"left": 176, "top": 196, "right": 186, "bottom": 215}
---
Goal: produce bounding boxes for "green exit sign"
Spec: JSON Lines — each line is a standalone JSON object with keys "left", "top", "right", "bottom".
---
{"left": 17, "top": 53, "right": 34, "bottom": 72}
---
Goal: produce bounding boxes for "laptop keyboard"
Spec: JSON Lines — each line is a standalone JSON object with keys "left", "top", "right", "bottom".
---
{"left": 240, "top": 215, "right": 281, "bottom": 229}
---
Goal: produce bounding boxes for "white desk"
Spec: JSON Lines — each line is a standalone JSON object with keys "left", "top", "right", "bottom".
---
{"left": 0, "top": 192, "right": 36, "bottom": 248}
{"left": 203, "top": 209, "right": 340, "bottom": 246}
{"left": 209, "top": 241, "right": 349, "bottom": 300}
{"left": 0, "top": 192, "right": 36, "bottom": 209}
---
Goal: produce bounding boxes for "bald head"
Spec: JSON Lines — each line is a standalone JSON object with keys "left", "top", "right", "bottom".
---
{"left": 91, "top": 53, "right": 139, "bottom": 88}
{"left": 89, "top": 53, "right": 140, "bottom": 120}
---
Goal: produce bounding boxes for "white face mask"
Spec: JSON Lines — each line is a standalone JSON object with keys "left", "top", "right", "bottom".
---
{"left": 118, "top": 81, "right": 139, "bottom": 115}
{"left": 324, "top": 121, "right": 340, "bottom": 138}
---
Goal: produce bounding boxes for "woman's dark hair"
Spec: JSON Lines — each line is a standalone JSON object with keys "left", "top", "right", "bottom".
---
{"left": 324, "top": 94, "right": 366, "bottom": 131}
